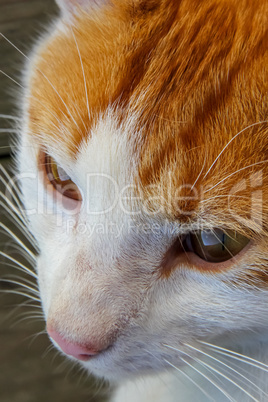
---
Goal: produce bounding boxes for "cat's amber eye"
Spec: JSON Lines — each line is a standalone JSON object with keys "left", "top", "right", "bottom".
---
{"left": 184, "top": 229, "right": 250, "bottom": 263}
{"left": 44, "top": 154, "right": 82, "bottom": 201}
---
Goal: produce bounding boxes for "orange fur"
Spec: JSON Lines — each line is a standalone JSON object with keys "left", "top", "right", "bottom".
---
{"left": 28, "top": 0, "right": 268, "bottom": 280}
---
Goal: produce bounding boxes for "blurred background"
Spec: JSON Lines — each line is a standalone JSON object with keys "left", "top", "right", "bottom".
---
{"left": 0, "top": 1, "right": 108, "bottom": 401}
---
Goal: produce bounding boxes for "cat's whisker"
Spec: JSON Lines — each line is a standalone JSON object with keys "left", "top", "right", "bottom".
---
{"left": 0, "top": 252, "right": 36, "bottom": 276}
{"left": 191, "top": 156, "right": 207, "bottom": 191}
{"left": 180, "top": 357, "right": 236, "bottom": 402}
{"left": 0, "top": 191, "right": 28, "bottom": 230}
{"left": 164, "top": 344, "right": 261, "bottom": 401}
{"left": 71, "top": 27, "right": 91, "bottom": 124}
{"left": 0, "top": 177, "right": 28, "bottom": 223}
{"left": 185, "top": 343, "right": 268, "bottom": 398}
{"left": 0, "top": 165, "right": 24, "bottom": 201}
{"left": 204, "top": 160, "right": 268, "bottom": 194}
{"left": 200, "top": 194, "right": 251, "bottom": 203}
{"left": 0, "top": 200, "right": 37, "bottom": 246}
{"left": 198, "top": 341, "right": 268, "bottom": 371}
{"left": 0, "top": 128, "right": 18, "bottom": 133}
{"left": 72, "top": 102, "right": 87, "bottom": 132}
{"left": 26, "top": 329, "right": 47, "bottom": 346}
{"left": 6, "top": 274, "right": 38, "bottom": 290}
{"left": 42, "top": 343, "right": 56, "bottom": 359}
{"left": 164, "top": 358, "right": 215, "bottom": 401}
{"left": 0, "top": 279, "right": 39, "bottom": 295}
{"left": 192, "top": 355, "right": 259, "bottom": 401}
{"left": 218, "top": 353, "right": 268, "bottom": 389}
{"left": 203, "top": 121, "right": 268, "bottom": 179}
{"left": 0, "top": 114, "right": 21, "bottom": 121}
{"left": 163, "top": 345, "right": 234, "bottom": 401}
{"left": 0, "top": 69, "right": 23, "bottom": 88}
{"left": 0, "top": 261, "right": 36, "bottom": 280}
{"left": 3, "top": 241, "right": 37, "bottom": 265}
{"left": 0, "top": 289, "right": 40, "bottom": 302}
{"left": 0, "top": 223, "right": 36, "bottom": 260}
{"left": 0, "top": 33, "right": 83, "bottom": 137}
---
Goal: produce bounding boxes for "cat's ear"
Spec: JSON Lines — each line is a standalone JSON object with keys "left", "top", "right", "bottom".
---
{"left": 56, "top": 0, "right": 105, "bottom": 17}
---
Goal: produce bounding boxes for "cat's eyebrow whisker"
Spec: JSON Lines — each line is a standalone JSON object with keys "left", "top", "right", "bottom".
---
{"left": 203, "top": 121, "right": 268, "bottom": 179}
{"left": 204, "top": 159, "right": 268, "bottom": 194}
{"left": 164, "top": 358, "right": 216, "bottom": 401}
{"left": 200, "top": 194, "right": 251, "bottom": 203}
{"left": 198, "top": 341, "right": 268, "bottom": 372}
{"left": 72, "top": 102, "right": 87, "bottom": 132}
{"left": 0, "top": 223, "right": 36, "bottom": 261}
{"left": 0, "top": 33, "right": 83, "bottom": 137}
{"left": 185, "top": 343, "right": 268, "bottom": 398}
{"left": 191, "top": 156, "right": 207, "bottom": 191}
{"left": 71, "top": 28, "right": 91, "bottom": 124}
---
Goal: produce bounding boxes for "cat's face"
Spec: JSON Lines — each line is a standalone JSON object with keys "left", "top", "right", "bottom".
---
{"left": 18, "top": 0, "right": 268, "bottom": 381}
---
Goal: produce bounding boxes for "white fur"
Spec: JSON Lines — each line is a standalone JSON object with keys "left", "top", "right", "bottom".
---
{"left": 18, "top": 107, "right": 268, "bottom": 401}
{"left": 16, "top": 4, "right": 268, "bottom": 402}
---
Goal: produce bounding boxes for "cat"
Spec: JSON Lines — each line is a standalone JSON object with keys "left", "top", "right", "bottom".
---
{"left": 3, "top": 0, "right": 268, "bottom": 401}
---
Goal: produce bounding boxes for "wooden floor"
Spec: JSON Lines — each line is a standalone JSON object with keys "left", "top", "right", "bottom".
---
{"left": 0, "top": 2, "right": 108, "bottom": 401}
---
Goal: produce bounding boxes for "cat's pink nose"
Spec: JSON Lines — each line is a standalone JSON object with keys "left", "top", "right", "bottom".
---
{"left": 47, "top": 328, "right": 98, "bottom": 361}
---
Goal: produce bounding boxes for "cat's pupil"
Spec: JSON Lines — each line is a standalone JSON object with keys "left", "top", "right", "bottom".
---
{"left": 189, "top": 229, "right": 250, "bottom": 263}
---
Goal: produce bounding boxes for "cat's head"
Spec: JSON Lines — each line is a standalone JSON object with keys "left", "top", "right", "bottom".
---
{"left": 18, "top": 0, "right": 268, "bottom": 381}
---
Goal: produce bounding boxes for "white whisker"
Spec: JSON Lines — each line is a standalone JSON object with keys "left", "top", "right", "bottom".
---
{"left": 0, "top": 252, "right": 36, "bottom": 278}
{"left": 0, "top": 289, "right": 40, "bottom": 302}
{"left": 163, "top": 344, "right": 234, "bottom": 401}
{"left": 0, "top": 128, "right": 18, "bottom": 133}
{"left": 0, "top": 223, "right": 36, "bottom": 260}
{"left": 0, "top": 69, "right": 23, "bottom": 88}
{"left": 0, "top": 200, "right": 37, "bottom": 246}
{"left": 204, "top": 160, "right": 268, "bottom": 194}
{"left": 0, "top": 33, "right": 83, "bottom": 136}
{"left": 71, "top": 28, "right": 91, "bottom": 123}
{"left": 191, "top": 156, "right": 207, "bottom": 191}
{"left": 164, "top": 358, "right": 215, "bottom": 401}
{"left": 192, "top": 355, "right": 259, "bottom": 401}
{"left": 203, "top": 121, "right": 268, "bottom": 179}
{"left": 0, "top": 279, "right": 39, "bottom": 295}
{"left": 183, "top": 356, "right": 235, "bottom": 401}
{"left": 0, "top": 114, "right": 21, "bottom": 121}
{"left": 199, "top": 341, "right": 268, "bottom": 372}
{"left": 185, "top": 343, "right": 268, "bottom": 398}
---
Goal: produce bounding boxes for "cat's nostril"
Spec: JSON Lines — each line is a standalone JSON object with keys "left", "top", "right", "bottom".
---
{"left": 47, "top": 327, "right": 99, "bottom": 361}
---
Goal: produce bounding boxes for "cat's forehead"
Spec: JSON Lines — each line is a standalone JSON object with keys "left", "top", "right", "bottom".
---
{"left": 27, "top": 0, "right": 267, "bottom": 231}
